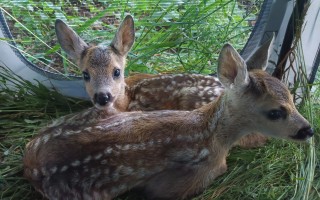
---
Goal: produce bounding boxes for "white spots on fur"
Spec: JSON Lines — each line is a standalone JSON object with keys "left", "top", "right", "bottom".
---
{"left": 53, "top": 128, "right": 62, "bottom": 137}
{"left": 94, "top": 116, "right": 143, "bottom": 131}
{"left": 185, "top": 135, "right": 193, "bottom": 142}
{"left": 83, "top": 155, "right": 92, "bottom": 164}
{"left": 199, "top": 148, "right": 209, "bottom": 159}
{"left": 32, "top": 168, "right": 39, "bottom": 177}
{"left": 47, "top": 117, "right": 65, "bottom": 128}
{"left": 164, "top": 137, "right": 171, "bottom": 144}
{"left": 136, "top": 167, "right": 147, "bottom": 178}
{"left": 170, "top": 149, "right": 195, "bottom": 162}
{"left": 42, "top": 134, "right": 50, "bottom": 144}
{"left": 84, "top": 127, "right": 92, "bottom": 132}
{"left": 91, "top": 169, "right": 101, "bottom": 179}
{"left": 71, "top": 160, "right": 81, "bottom": 167}
{"left": 32, "top": 137, "right": 41, "bottom": 150}
{"left": 147, "top": 140, "right": 154, "bottom": 147}
{"left": 121, "top": 166, "right": 134, "bottom": 176}
{"left": 64, "top": 131, "right": 74, "bottom": 136}
{"left": 94, "top": 126, "right": 104, "bottom": 131}
{"left": 138, "top": 143, "right": 146, "bottom": 150}
{"left": 83, "top": 166, "right": 89, "bottom": 172}
{"left": 60, "top": 165, "right": 68, "bottom": 172}
{"left": 41, "top": 167, "right": 47, "bottom": 175}
{"left": 193, "top": 133, "right": 202, "bottom": 141}
{"left": 26, "top": 141, "right": 32, "bottom": 149}
{"left": 172, "top": 132, "right": 209, "bottom": 143}
{"left": 104, "top": 147, "right": 113, "bottom": 155}
{"left": 50, "top": 166, "right": 58, "bottom": 174}
{"left": 131, "top": 144, "right": 139, "bottom": 150}
{"left": 64, "top": 130, "right": 81, "bottom": 136}
{"left": 122, "top": 144, "right": 131, "bottom": 150}
{"left": 94, "top": 153, "right": 103, "bottom": 160}
{"left": 112, "top": 171, "right": 119, "bottom": 181}
{"left": 115, "top": 144, "right": 131, "bottom": 151}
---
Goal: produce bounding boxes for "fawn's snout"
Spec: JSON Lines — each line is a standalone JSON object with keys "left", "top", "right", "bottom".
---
{"left": 292, "top": 126, "right": 314, "bottom": 140}
{"left": 94, "top": 91, "right": 114, "bottom": 106}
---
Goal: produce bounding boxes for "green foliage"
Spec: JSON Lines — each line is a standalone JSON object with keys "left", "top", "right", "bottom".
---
{"left": 0, "top": 0, "right": 258, "bottom": 75}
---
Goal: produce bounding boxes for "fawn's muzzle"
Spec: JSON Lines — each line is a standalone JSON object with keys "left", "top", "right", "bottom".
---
{"left": 291, "top": 126, "right": 314, "bottom": 140}
{"left": 94, "top": 92, "right": 113, "bottom": 106}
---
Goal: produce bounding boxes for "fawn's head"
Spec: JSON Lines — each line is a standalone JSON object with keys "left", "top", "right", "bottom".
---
{"left": 55, "top": 15, "right": 135, "bottom": 109}
{"left": 217, "top": 37, "right": 313, "bottom": 141}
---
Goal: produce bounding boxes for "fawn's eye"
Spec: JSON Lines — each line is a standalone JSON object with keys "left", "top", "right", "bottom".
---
{"left": 83, "top": 71, "right": 90, "bottom": 82}
{"left": 266, "top": 107, "right": 287, "bottom": 120}
{"left": 113, "top": 69, "right": 121, "bottom": 78}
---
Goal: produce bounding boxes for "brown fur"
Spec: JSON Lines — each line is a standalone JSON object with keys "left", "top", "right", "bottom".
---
{"left": 23, "top": 42, "right": 313, "bottom": 200}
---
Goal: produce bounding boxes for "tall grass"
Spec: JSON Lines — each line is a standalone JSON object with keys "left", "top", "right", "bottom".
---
{"left": 0, "top": 0, "right": 259, "bottom": 75}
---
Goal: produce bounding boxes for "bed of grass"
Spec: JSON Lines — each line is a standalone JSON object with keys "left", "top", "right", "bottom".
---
{"left": 0, "top": 0, "right": 319, "bottom": 199}
{"left": 0, "top": 65, "right": 319, "bottom": 199}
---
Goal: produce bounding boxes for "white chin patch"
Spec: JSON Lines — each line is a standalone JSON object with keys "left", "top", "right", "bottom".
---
{"left": 95, "top": 102, "right": 113, "bottom": 110}
{"left": 305, "top": 136, "right": 313, "bottom": 144}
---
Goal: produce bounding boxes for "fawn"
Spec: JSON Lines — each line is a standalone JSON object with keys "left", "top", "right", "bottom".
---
{"left": 55, "top": 15, "right": 223, "bottom": 113}
{"left": 24, "top": 41, "right": 313, "bottom": 200}
{"left": 55, "top": 15, "right": 266, "bottom": 148}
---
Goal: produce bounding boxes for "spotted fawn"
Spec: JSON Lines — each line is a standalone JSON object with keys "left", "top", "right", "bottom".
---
{"left": 24, "top": 41, "right": 313, "bottom": 199}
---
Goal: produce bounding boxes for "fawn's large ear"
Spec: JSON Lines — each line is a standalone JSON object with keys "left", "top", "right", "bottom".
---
{"left": 55, "top": 19, "right": 88, "bottom": 61}
{"left": 111, "top": 15, "right": 135, "bottom": 56}
{"left": 218, "top": 43, "right": 249, "bottom": 89}
{"left": 246, "top": 33, "right": 275, "bottom": 71}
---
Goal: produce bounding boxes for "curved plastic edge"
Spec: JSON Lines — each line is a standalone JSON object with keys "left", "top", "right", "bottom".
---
{"left": 241, "top": 0, "right": 295, "bottom": 75}
{"left": 0, "top": 9, "right": 88, "bottom": 100}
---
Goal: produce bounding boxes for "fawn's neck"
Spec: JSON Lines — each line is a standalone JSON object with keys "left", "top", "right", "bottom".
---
{"left": 112, "top": 83, "right": 131, "bottom": 112}
{"left": 202, "top": 93, "right": 250, "bottom": 149}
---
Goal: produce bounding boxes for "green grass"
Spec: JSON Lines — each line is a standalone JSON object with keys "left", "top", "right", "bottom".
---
{"left": 0, "top": 0, "right": 260, "bottom": 75}
{"left": 0, "top": 0, "right": 319, "bottom": 199}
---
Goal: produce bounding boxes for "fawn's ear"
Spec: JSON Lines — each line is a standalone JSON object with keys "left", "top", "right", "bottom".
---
{"left": 218, "top": 43, "right": 249, "bottom": 89}
{"left": 55, "top": 19, "right": 88, "bottom": 62}
{"left": 246, "top": 33, "right": 275, "bottom": 71}
{"left": 111, "top": 15, "right": 135, "bottom": 56}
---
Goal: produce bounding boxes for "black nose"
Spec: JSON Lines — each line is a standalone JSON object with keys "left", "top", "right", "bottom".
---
{"left": 94, "top": 92, "right": 112, "bottom": 106}
{"left": 292, "top": 127, "right": 314, "bottom": 140}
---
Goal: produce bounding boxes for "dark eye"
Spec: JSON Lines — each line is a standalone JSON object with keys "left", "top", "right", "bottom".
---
{"left": 267, "top": 109, "right": 284, "bottom": 120}
{"left": 113, "top": 69, "right": 121, "bottom": 78}
{"left": 83, "top": 71, "right": 90, "bottom": 82}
